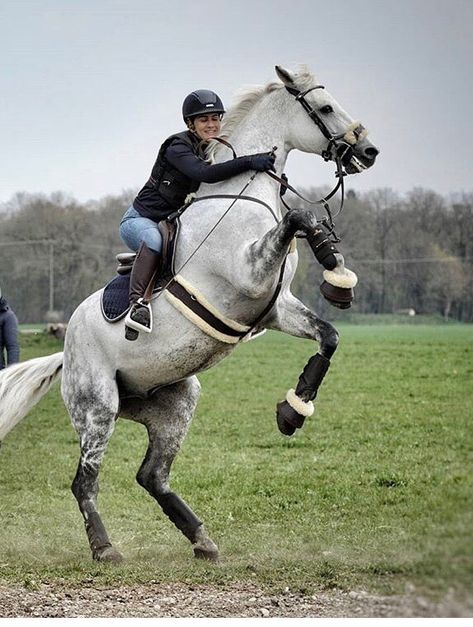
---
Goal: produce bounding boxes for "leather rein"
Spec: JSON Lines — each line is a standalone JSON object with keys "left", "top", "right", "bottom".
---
{"left": 213, "top": 136, "right": 345, "bottom": 225}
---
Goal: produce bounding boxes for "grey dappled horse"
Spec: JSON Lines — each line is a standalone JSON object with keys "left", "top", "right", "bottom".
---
{"left": 0, "top": 65, "right": 378, "bottom": 563}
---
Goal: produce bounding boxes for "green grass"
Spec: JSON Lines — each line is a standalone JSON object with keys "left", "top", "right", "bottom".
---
{"left": 0, "top": 326, "right": 472, "bottom": 601}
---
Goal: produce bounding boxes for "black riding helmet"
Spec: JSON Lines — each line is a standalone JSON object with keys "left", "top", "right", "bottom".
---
{"left": 182, "top": 90, "right": 225, "bottom": 122}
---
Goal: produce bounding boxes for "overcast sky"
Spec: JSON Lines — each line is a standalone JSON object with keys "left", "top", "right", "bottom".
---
{"left": 1, "top": 0, "right": 472, "bottom": 203}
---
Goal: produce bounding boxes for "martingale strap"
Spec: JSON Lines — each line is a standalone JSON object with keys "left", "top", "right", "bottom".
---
{"left": 165, "top": 259, "right": 287, "bottom": 344}
{"left": 165, "top": 275, "right": 251, "bottom": 344}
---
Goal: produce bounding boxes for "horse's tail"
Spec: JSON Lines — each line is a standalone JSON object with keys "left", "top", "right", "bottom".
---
{"left": 0, "top": 352, "right": 64, "bottom": 442}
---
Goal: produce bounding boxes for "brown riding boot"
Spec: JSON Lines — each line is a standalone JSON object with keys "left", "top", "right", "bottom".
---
{"left": 124, "top": 242, "right": 162, "bottom": 341}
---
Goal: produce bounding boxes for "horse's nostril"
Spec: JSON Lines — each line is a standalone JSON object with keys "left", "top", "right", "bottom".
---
{"left": 364, "top": 146, "right": 379, "bottom": 159}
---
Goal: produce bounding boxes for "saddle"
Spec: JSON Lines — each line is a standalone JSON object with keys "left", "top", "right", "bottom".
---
{"left": 101, "top": 218, "right": 180, "bottom": 323}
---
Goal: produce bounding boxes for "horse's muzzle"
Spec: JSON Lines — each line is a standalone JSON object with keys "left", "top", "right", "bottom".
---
{"left": 320, "top": 280, "right": 354, "bottom": 309}
{"left": 345, "top": 138, "right": 379, "bottom": 174}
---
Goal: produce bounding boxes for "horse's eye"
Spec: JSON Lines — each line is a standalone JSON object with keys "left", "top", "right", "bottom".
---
{"left": 320, "top": 105, "right": 333, "bottom": 114}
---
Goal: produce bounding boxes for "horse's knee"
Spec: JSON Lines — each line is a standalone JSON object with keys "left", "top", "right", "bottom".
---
{"left": 71, "top": 473, "right": 82, "bottom": 501}
{"left": 286, "top": 208, "right": 318, "bottom": 233}
{"left": 71, "top": 461, "right": 99, "bottom": 514}
{"left": 136, "top": 468, "right": 155, "bottom": 494}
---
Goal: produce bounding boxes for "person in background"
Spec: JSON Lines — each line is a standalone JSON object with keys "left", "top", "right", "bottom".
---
{"left": 0, "top": 286, "right": 20, "bottom": 369}
{"left": 120, "top": 89, "right": 276, "bottom": 341}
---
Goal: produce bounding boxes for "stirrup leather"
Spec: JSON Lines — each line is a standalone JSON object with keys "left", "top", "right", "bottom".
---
{"left": 124, "top": 299, "right": 153, "bottom": 334}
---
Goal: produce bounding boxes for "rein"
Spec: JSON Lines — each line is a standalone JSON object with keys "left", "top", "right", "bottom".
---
{"left": 207, "top": 135, "right": 346, "bottom": 237}
{"left": 186, "top": 193, "right": 279, "bottom": 222}
{"left": 264, "top": 166, "right": 344, "bottom": 234}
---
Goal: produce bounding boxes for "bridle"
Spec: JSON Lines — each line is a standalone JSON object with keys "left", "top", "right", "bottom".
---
{"left": 199, "top": 85, "right": 368, "bottom": 238}
{"left": 267, "top": 84, "right": 368, "bottom": 235}
{"left": 284, "top": 85, "right": 367, "bottom": 165}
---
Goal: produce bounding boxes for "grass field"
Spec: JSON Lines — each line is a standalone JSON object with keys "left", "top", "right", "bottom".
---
{"left": 0, "top": 325, "right": 472, "bottom": 602}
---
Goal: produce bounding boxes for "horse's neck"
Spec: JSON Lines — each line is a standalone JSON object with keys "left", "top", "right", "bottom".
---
{"left": 200, "top": 96, "right": 289, "bottom": 204}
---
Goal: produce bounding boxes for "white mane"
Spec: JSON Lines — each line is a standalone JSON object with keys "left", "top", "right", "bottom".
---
{"left": 207, "top": 66, "right": 315, "bottom": 161}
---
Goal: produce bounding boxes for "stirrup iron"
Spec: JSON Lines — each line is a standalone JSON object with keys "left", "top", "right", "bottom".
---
{"left": 124, "top": 299, "right": 153, "bottom": 334}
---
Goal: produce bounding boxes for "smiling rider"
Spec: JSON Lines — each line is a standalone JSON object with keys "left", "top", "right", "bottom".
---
{"left": 120, "top": 89, "right": 276, "bottom": 341}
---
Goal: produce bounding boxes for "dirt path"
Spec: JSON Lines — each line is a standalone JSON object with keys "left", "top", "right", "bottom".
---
{"left": 0, "top": 581, "right": 470, "bottom": 618}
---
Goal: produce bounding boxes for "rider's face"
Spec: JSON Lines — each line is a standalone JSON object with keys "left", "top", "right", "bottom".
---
{"left": 191, "top": 114, "right": 222, "bottom": 141}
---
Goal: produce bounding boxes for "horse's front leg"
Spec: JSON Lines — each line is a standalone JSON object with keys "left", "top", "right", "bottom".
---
{"left": 236, "top": 209, "right": 319, "bottom": 297}
{"left": 265, "top": 291, "right": 339, "bottom": 436}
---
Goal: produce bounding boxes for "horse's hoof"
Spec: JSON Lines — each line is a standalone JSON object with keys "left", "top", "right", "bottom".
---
{"left": 93, "top": 546, "right": 124, "bottom": 563}
{"left": 276, "top": 400, "right": 303, "bottom": 436}
{"left": 192, "top": 526, "right": 219, "bottom": 562}
{"left": 193, "top": 546, "right": 219, "bottom": 562}
{"left": 276, "top": 413, "right": 296, "bottom": 436}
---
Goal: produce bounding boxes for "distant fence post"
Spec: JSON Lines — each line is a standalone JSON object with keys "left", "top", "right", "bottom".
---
{"left": 49, "top": 242, "right": 54, "bottom": 312}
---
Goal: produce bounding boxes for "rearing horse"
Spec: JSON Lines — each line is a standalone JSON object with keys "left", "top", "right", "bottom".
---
{"left": 0, "top": 65, "right": 378, "bottom": 563}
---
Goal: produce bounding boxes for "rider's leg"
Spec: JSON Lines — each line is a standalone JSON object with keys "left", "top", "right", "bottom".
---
{"left": 119, "top": 206, "right": 163, "bottom": 254}
{"left": 119, "top": 207, "right": 163, "bottom": 340}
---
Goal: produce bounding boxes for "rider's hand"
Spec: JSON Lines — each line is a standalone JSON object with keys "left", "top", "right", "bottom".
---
{"left": 248, "top": 152, "right": 276, "bottom": 173}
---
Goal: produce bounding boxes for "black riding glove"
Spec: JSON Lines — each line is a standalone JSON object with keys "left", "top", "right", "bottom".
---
{"left": 247, "top": 152, "right": 276, "bottom": 173}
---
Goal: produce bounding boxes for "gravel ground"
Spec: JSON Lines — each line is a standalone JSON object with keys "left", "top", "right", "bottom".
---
{"left": 0, "top": 582, "right": 471, "bottom": 618}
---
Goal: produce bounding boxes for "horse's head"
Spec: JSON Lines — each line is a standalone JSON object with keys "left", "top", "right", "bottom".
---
{"left": 275, "top": 65, "right": 379, "bottom": 174}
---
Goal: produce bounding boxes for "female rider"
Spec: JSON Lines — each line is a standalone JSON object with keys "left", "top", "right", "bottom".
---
{"left": 120, "top": 89, "right": 276, "bottom": 341}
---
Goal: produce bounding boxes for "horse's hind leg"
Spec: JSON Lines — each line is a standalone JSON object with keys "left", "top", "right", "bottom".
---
{"left": 63, "top": 374, "right": 123, "bottom": 563}
{"left": 120, "top": 376, "right": 219, "bottom": 561}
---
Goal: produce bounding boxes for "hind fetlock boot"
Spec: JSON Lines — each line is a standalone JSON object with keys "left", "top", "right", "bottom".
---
{"left": 124, "top": 242, "right": 161, "bottom": 341}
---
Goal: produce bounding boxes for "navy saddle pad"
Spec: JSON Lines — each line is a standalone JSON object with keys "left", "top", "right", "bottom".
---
{"left": 101, "top": 274, "right": 131, "bottom": 322}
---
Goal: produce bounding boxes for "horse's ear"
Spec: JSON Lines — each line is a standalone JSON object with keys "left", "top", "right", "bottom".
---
{"left": 275, "top": 65, "right": 296, "bottom": 86}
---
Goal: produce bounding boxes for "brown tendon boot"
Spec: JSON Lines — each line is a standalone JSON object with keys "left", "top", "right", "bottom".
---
{"left": 124, "top": 242, "right": 161, "bottom": 341}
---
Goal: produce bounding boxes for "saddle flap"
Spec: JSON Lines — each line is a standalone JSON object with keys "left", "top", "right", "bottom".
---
{"left": 156, "top": 218, "right": 180, "bottom": 285}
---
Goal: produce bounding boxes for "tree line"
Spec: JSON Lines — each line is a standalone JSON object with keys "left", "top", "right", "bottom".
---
{"left": 0, "top": 187, "right": 471, "bottom": 323}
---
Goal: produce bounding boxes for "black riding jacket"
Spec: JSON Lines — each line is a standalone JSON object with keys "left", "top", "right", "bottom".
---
{"left": 133, "top": 131, "right": 255, "bottom": 222}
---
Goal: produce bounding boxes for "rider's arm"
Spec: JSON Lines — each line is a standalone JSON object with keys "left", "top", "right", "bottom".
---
{"left": 165, "top": 141, "right": 274, "bottom": 183}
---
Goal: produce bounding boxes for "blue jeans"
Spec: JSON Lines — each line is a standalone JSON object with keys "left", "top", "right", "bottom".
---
{"left": 119, "top": 205, "right": 163, "bottom": 253}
